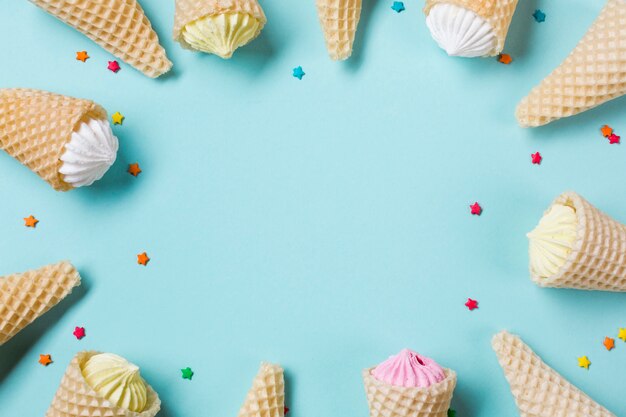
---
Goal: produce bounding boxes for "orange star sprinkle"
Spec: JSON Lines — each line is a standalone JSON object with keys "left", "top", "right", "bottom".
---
{"left": 128, "top": 163, "right": 142, "bottom": 177}
{"left": 39, "top": 354, "right": 52, "bottom": 366}
{"left": 24, "top": 215, "right": 39, "bottom": 228}
{"left": 76, "top": 51, "right": 89, "bottom": 62}
{"left": 498, "top": 53, "right": 512, "bottom": 64}
{"left": 603, "top": 337, "right": 615, "bottom": 351}
{"left": 601, "top": 125, "right": 613, "bottom": 137}
{"left": 137, "top": 252, "right": 150, "bottom": 266}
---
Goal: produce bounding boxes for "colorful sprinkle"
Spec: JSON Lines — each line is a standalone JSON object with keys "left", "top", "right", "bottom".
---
{"left": 531, "top": 152, "right": 542, "bottom": 165}
{"left": 498, "top": 53, "right": 512, "bottom": 64}
{"left": 107, "top": 60, "right": 121, "bottom": 73}
{"left": 39, "top": 354, "right": 52, "bottom": 366}
{"left": 76, "top": 51, "right": 89, "bottom": 62}
{"left": 292, "top": 66, "right": 305, "bottom": 80}
{"left": 465, "top": 298, "right": 479, "bottom": 311}
{"left": 603, "top": 337, "right": 615, "bottom": 351}
{"left": 391, "top": 1, "right": 405, "bottom": 12}
{"left": 112, "top": 112, "right": 124, "bottom": 125}
{"left": 137, "top": 252, "right": 150, "bottom": 266}
{"left": 619, "top": 328, "right": 626, "bottom": 342}
{"left": 181, "top": 367, "right": 194, "bottom": 380}
{"left": 73, "top": 326, "right": 86, "bottom": 340}
{"left": 532, "top": 9, "right": 546, "bottom": 23}
{"left": 24, "top": 215, "right": 38, "bottom": 228}
{"left": 470, "top": 202, "right": 482, "bottom": 216}
{"left": 608, "top": 133, "right": 620, "bottom": 144}
{"left": 128, "top": 163, "right": 142, "bottom": 177}
{"left": 601, "top": 125, "right": 613, "bottom": 137}
{"left": 578, "top": 356, "right": 591, "bottom": 369}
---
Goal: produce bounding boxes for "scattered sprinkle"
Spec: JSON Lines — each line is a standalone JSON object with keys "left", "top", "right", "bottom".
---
{"left": 76, "top": 51, "right": 89, "bottom": 62}
{"left": 603, "top": 337, "right": 615, "bottom": 351}
{"left": 470, "top": 202, "right": 482, "bottom": 216}
{"left": 531, "top": 152, "right": 542, "bottom": 165}
{"left": 601, "top": 125, "right": 613, "bottom": 137}
{"left": 448, "top": 410, "right": 456, "bottom": 417}
{"left": 73, "top": 326, "right": 86, "bottom": 340}
{"left": 391, "top": 1, "right": 405, "bottom": 12}
{"left": 24, "top": 215, "right": 39, "bottom": 228}
{"left": 284, "top": 407, "right": 290, "bottom": 415}
{"left": 137, "top": 252, "right": 150, "bottom": 266}
{"left": 619, "top": 328, "right": 626, "bottom": 342}
{"left": 292, "top": 66, "right": 305, "bottom": 80}
{"left": 181, "top": 367, "right": 194, "bottom": 380}
{"left": 39, "top": 354, "right": 52, "bottom": 366}
{"left": 112, "top": 112, "right": 124, "bottom": 125}
{"left": 532, "top": 9, "right": 546, "bottom": 23}
{"left": 577, "top": 356, "right": 591, "bottom": 369}
{"left": 128, "top": 163, "right": 142, "bottom": 177}
{"left": 107, "top": 60, "right": 121, "bottom": 73}
{"left": 498, "top": 53, "right": 512, "bottom": 65}
{"left": 465, "top": 298, "right": 479, "bottom": 311}
{"left": 608, "top": 133, "right": 620, "bottom": 144}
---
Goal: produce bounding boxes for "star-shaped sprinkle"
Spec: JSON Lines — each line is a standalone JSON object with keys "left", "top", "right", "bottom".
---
{"left": 292, "top": 66, "right": 305, "bottom": 80}
{"left": 532, "top": 9, "right": 546, "bottom": 23}
{"left": 619, "top": 328, "right": 626, "bottom": 342}
{"left": 112, "top": 112, "right": 124, "bottom": 125}
{"left": 108, "top": 60, "right": 121, "bottom": 73}
{"left": 531, "top": 152, "right": 542, "bottom": 165}
{"left": 128, "top": 163, "right": 142, "bottom": 177}
{"left": 465, "top": 298, "right": 478, "bottom": 311}
{"left": 498, "top": 53, "right": 512, "bottom": 64}
{"left": 39, "top": 354, "right": 52, "bottom": 366}
{"left": 76, "top": 51, "right": 89, "bottom": 62}
{"left": 470, "top": 202, "right": 482, "bottom": 215}
{"left": 448, "top": 410, "right": 456, "bottom": 417}
{"left": 284, "top": 407, "right": 290, "bottom": 415}
{"left": 24, "top": 215, "right": 39, "bottom": 228}
{"left": 137, "top": 252, "right": 150, "bottom": 266}
{"left": 603, "top": 337, "right": 615, "bottom": 351}
{"left": 578, "top": 356, "right": 591, "bottom": 369}
{"left": 73, "top": 326, "right": 86, "bottom": 340}
{"left": 391, "top": 1, "right": 405, "bottom": 12}
{"left": 181, "top": 367, "right": 194, "bottom": 380}
{"left": 601, "top": 125, "right": 613, "bottom": 137}
{"left": 608, "top": 133, "right": 620, "bottom": 144}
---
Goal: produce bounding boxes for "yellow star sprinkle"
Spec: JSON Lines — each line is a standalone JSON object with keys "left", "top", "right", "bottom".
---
{"left": 577, "top": 356, "right": 591, "bottom": 369}
{"left": 619, "top": 328, "right": 626, "bottom": 342}
{"left": 112, "top": 112, "right": 124, "bottom": 125}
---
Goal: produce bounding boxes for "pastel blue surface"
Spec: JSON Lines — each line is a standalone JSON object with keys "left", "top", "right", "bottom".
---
{"left": 1, "top": 1, "right": 625, "bottom": 416}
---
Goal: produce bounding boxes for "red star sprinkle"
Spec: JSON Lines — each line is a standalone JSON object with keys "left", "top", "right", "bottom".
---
{"left": 470, "top": 202, "right": 482, "bottom": 215}
{"left": 107, "top": 60, "right": 121, "bottom": 73}
{"left": 531, "top": 152, "right": 542, "bottom": 164}
{"left": 608, "top": 133, "right": 620, "bottom": 144}
{"left": 601, "top": 125, "right": 613, "bottom": 137}
{"left": 284, "top": 407, "right": 289, "bottom": 415}
{"left": 73, "top": 326, "right": 86, "bottom": 340}
{"left": 465, "top": 298, "right": 479, "bottom": 311}
{"left": 498, "top": 53, "right": 512, "bottom": 64}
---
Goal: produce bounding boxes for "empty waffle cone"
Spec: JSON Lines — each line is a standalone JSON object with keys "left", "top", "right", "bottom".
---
{"left": 0, "top": 89, "right": 108, "bottom": 191}
{"left": 46, "top": 351, "right": 161, "bottom": 417}
{"left": 173, "top": 0, "right": 267, "bottom": 57}
{"left": 424, "top": 0, "right": 519, "bottom": 56}
{"left": 516, "top": 0, "right": 626, "bottom": 127}
{"left": 492, "top": 331, "right": 615, "bottom": 416}
{"left": 237, "top": 362, "right": 285, "bottom": 417}
{"left": 0, "top": 261, "right": 80, "bottom": 346}
{"left": 316, "top": 0, "right": 362, "bottom": 60}
{"left": 29, "top": 0, "right": 172, "bottom": 78}
{"left": 362, "top": 367, "right": 456, "bottom": 417}
{"left": 531, "top": 192, "right": 626, "bottom": 291}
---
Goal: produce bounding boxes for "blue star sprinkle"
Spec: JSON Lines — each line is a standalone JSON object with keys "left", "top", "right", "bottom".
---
{"left": 292, "top": 66, "right": 305, "bottom": 80}
{"left": 533, "top": 9, "right": 546, "bottom": 23}
{"left": 391, "top": 1, "right": 405, "bottom": 13}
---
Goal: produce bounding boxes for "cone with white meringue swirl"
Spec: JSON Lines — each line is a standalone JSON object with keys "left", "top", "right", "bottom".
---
{"left": 316, "top": 0, "right": 362, "bottom": 60}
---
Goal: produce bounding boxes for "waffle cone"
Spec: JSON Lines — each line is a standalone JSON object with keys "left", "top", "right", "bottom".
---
{"left": 516, "top": 0, "right": 626, "bottom": 127}
{"left": 237, "top": 362, "right": 285, "bottom": 417}
{"left": 46, "top": 351, "right": 161, "bottom": 417}
{"left": 0, "top": 261, "right": 80, "bottom": 346}
{"left": 531, "top": 192, "right": 626, "bottom": 291}
{"left": 316, "top": 0, "right": 362, "bottom": 60}
{"left": 424, "top": 0, "right": 519, "bottom": 56}
{"left": 0, "top": 89, "right": 107, "bottom": 191}
{"left": 173, "top": 0, "right": 267, "bottom": 50}
{"left": 362, "top": 367, "right": 456, "bottom": 417}
{"left": 492, "top": 331, "right": 615, "bottom": 416}
{"left": 29, "top": 0, "right": 172, "bottom": 78}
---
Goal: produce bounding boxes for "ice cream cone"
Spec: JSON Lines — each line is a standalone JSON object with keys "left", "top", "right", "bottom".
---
{"left": 362, "top": 367, "right": 456, "bottom": 417}
{"left": 424, "top": 0, "right": 519, "bottom": 56}
{"left": 516, "top": 0, "right": 626, "bottom": 127}
{"left": 237, "top": 362, "right": 285, "bottom": 417}
{"left": 28, "top": 0, "right": 172, "bottom": 78}
{"left": 46, "top": 351, "right": 161, "bottom": 417}
{"left": 0, "top": 261, "right": 80, "bottom": 346}
{"left": 0, "top": 88, "right": 110, "bottom": 191}
{"left": 531, "top": 191, "right": 626, "bottom": 292}
{"left": 492, "top": 331, "right": 615, "bottom": 417}
{"left": 316, "top": 0, "right": 362, "bottom": 60}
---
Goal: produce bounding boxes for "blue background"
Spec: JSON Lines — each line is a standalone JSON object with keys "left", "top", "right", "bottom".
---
{"left": 0, "top": 0, "right": 625, "bottom": 416}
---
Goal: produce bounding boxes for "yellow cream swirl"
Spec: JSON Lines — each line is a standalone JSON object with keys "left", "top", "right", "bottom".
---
{"left": 527, "top": 204, "right": 578, "bottom": 278}
{"left": 81, "top": 353, "right": 147, "bottom": 412}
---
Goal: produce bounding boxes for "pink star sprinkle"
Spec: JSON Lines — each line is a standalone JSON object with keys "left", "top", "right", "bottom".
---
{"left": 107, "top": 60, "right": 121, "bottom": 73}
{"left": 73, "top": 326, "right": 86, "bottom": 340}
{"left": 609, "top": 133, "right": 620, "bottom": 144}
{"left": 531, "top": 152, "right": 542, "bottom": 164}
{"left": 465, "top": 298, "right": 479, "bottom": 311}
{"left": 470, "top": 202, "right": 482, "bottom": 215}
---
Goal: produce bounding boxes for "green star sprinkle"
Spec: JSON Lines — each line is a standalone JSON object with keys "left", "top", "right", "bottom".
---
{"left": 448, "top": 410, "right": 456, "bottom": 417}
{"left": 181, "top": 367, "right": 194, "bottom": 380}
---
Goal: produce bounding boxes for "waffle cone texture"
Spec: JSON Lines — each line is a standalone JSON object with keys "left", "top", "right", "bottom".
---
{"left": 173, "top": 0, "right": 267, "bottom": 50}
{"left": 492, "top": 331, "right": 615, "bottom": 416}
{"left": 0, "top": 261, "right": 80, "bottom": 346}
{"left": 28, "top": 0, "right": 172, "bottom": 78}
{"left": 362, "top": 367, "right": 456, "bottom": 417}
{"left": 0, "top": 88, "right": 107, "bottom": 191}
{"left": 424, "top": 0, "right": 519, "bottom": 56}
{"left": 532, "top": 191, "right": 626, "bottom": 291}
{"left": 46, "top": 351, "right": 161, "bottom": 417}
{"left": 316, "top": 0, "right": 362, "bottom": 60}
{"left": 516, "top": 0, "right": 626, "bottom": 127}
{"left": 237, "top": 362, "right": 285, "bottom": 417}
